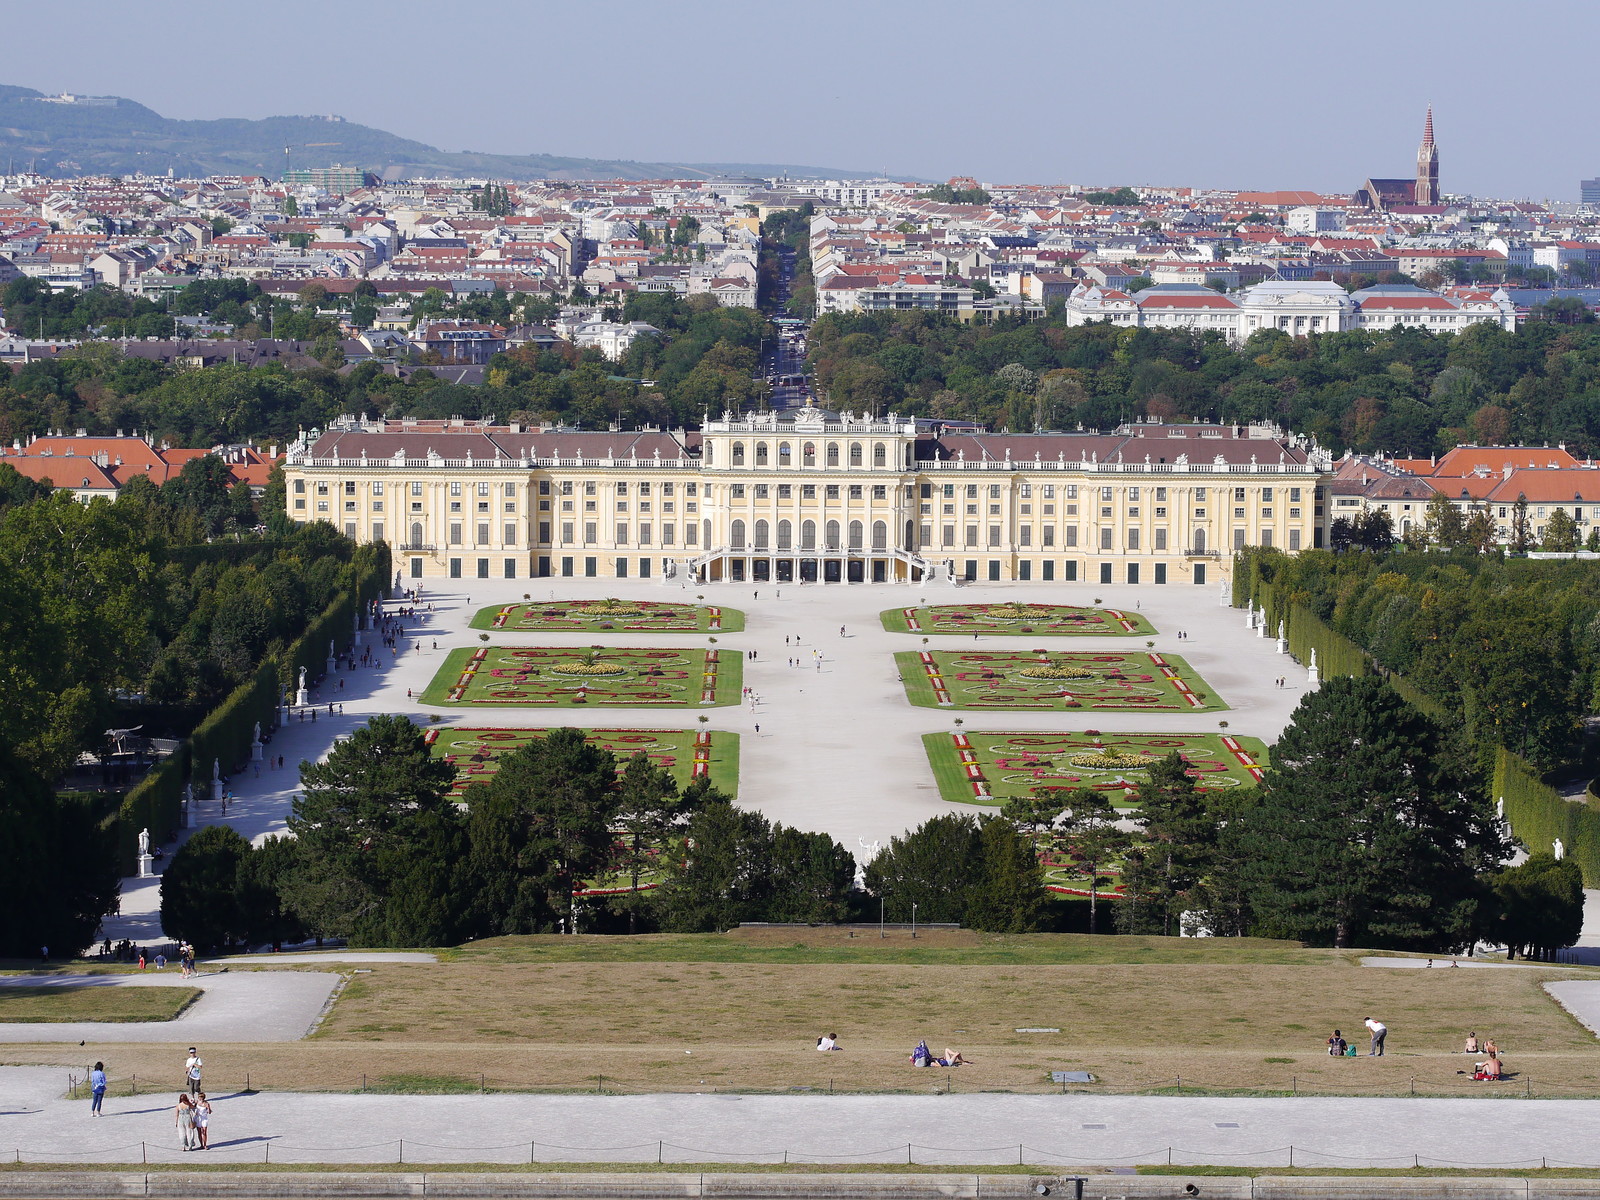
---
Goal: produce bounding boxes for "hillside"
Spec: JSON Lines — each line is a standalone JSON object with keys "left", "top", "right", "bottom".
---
{"left": 0, "top": 84, "right": 876, "bottom": 181}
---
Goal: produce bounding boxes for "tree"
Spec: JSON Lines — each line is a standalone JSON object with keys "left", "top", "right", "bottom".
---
{"left": 0, "top": 744, "right": 118, "bottom": 958}
{"left": 1492, "top": 855, "right": 1583, "bottom": 960}
{"left": 1058, "top": 788, "right": 1127, "bottom": 935}
{"left": 1229, "top": 678, "right": 1504, "bottom": 950}
{"left": 964, "top": 816, "right": 1047, "bottom": 933}
{"left": 286, "top": 714, "right": 459, "bottom": 943}
{"left": 1542, "top": 506, "right": 1580, "bottom": 552}
{"left": 1423, "top": 493, "right": 1468, "bottom": 549}
{"left": 655, "top": 801, "right": 775, "bottom": 932}
{"left": 235, "top": 835, "right": 304, "bottom": 951}
{"left": 464, "top": 727, "right": 618, "bottom": 934}
{"left": 610, "top": 751, "right": 688, "bottom": 931}
{"left": 282, "top": 195, "right": 299, "bottom": 217}
{"left": 766, "top": 825, "right": 856, "bottom": 924}
{"left": 160, "top": 825, "right": 251, "bottom": 952}
{"left": 1083, "top": 187, "right": 1141, "bottom": 206}
{"left": 1116, "top": 753, "right": 1217, "bottom": 935}
{"left": 1510, "top": 496, "right": 1535, "bottom": 553}
{"left": 1465, "top": 508, "right": 1497, "bottom": 554}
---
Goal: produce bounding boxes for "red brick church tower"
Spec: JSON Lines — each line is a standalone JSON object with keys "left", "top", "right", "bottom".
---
{"left": 1415, "top": 105, "right": 1439, "bottom": 206}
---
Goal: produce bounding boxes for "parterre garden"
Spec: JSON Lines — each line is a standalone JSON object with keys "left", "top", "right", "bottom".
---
{"left": 426, "top": 725, "right": 739, "bottom": 798}
{"left": 921, "top": 730, "right": 1267, "bottom": 810}
{"left": 420, "top": 645, "right": 742, "bottom": 708}
{"left": 881, "top": 601, "right": 1155, "bottom": 637}
{"left": 896, "top": 648, "right": 1225, "bottom": 712}
{"left": 471, "top": 598, "right": 742, "bottom": 633}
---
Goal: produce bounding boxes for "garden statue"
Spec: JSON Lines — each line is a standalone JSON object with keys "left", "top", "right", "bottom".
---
{"left": 1276, "top": 621, "right": 1287, "bottom": 655}
{"left": 211, "top": 756, "right": 223, "bottom": 801}
{"left": 1496, "top": 796, "right": 1505, "bottom": 821}
{"left": 1555, "top": 838, "right": 1565, "bottom": 860}
{"left": 251, "top": 721, "right": 264, "bottom": 761}
{"left": 295, "top": 666, "right": 309, "bottom": 708}
{"left": 138, "top": 827, "right": 150, "bottom": 858}
{"left": 1307, "top": 649, "right": 1320, "bottom": 687}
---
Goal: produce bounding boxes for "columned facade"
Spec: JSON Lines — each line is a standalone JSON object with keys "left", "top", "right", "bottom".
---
{"left": 282, "top": 412, "right": 1331, "bottom": 587}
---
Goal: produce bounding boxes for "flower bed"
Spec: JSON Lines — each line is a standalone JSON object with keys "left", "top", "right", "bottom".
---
{"left": 426, "top": 726, "right": 739, "bottom": 798}
{"left": 470, "top": 600, "right": 743, "bottom": 633}
{"left": 896, "top": 649, "right": 1225, "bottom": 712}
{"left": 420, "top": 646, "right": 742, "bottom": 708}
{"left": 880, "top": 603, "right": 1156, "bottom": 637}
{"left": 922, "top": 730, "right": 1267, "bottom": 810}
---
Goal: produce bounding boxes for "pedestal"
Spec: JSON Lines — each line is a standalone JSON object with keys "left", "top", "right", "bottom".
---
{"left": 137, "top": 854, "right": 154, "bottom": 879}
{"left": 295, "top": 688, "right": 309, "bottom": 707}
{"left": 211, "top": 779, "right": 223, "bottom": 802}
{"left": 251, "top": 741, "right": 263, "bottom": 762}
{"left": 326, "top": 655, "right": 337, "bottom": 676}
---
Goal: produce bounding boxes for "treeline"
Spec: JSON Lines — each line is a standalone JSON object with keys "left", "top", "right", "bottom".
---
{"left": 0, "top": 467, "right": 369, "bottom": 956}
{"left": 1107, "top": 677, "right": 1581, "bottom": 956}
{"left": 161, "top": 717, "right": 1064, "bottom": 950}
{"left": 0, "top": 291, "right": 769, "bottom": 446}
{"left": 1240, "top": 547, "right": 1600, "bottom": 773}
{"left": 806, "top": 310, "right": 1600, "bottom": 457}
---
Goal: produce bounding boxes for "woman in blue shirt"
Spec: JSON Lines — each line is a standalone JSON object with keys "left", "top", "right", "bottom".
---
{"left": 88, "top": 1062, "right": 106, "bottom": 1116}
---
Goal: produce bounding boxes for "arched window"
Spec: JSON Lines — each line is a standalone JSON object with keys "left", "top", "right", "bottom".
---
{"left": 826, "top": 519, "right": 841, "bottom": 550}
{"left": 778, "top": 442, "right": 791, "bottom": 464}
{"left": 849, "top": 520, "right": 863, "bottom": 549}
{"left": 872, "top": 520, "right": 887, "bottom": 550}
{"left": 904, "top": 519, "right": 915, "bottom": 549}
{"left": 755, "top": 442, "right": 769, "bottom": 466}
{"left": 731, "top": 441, "right": 745, "bottom": 466}
{"left": 731, "top": 519, "right": 746, "bottom": 550}
{"left": 777, "top": 519, "right": 792, "bottom": 550}
{"left": 802, "top": 442, "right": 816, "bottom": 466}
{"left": 703, "top": 442, "right": 714, "bottom": 464}
{"left": 703, "top": 518, "right": 711, "bottom": 548}
{"left": 849, "top": 442, "right": 863, "bottom": 467}
{"left": 410, "top": 521, "right": 423, "bottom": 548}
{"left": 801, "top": 519, "right": 817, "bottom": 550}
{"left": 826, "top": 442, "right": 840, "bottom": 467}
{"left": 873, "top": 443, "right": 886, "bottom": 467}
{"left": 754, "top": 519, "right": 769, "bottom": 550}
{"left": 1193, "top": 528, "right": 1205, "bottom": 554}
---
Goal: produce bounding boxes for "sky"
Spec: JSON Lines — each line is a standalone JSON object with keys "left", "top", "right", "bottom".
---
{"left": 8, "top": 0, "right": 1596, "bottom": 200}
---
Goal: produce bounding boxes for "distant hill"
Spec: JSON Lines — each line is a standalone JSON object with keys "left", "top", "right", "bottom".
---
{"left": 0, "top": 84, "right": 883, "bottom": 182}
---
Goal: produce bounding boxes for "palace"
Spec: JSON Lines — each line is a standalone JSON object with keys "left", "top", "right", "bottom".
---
{"left": 283, "top": 407, "right": 1332, "bottom": 586}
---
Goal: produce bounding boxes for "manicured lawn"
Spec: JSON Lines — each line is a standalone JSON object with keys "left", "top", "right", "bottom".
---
{"left": 470, "top": 599, "right": 743, "bottom": 634}
{"left": 0, "top": 984, "right": 200, "bottom": 1023}
{"left": 427, "top": 725, "right": 739, "bottom": 799}
{"left": 922, "top": 730, "right": 1267, "bottom": 811}
{"left": 882, "top": 602, "right": 1156, "bottom": 637}
{"left": 896, "top": 649, "right": 1226, "bottom": 712}
{"left": 420, "top": 646, "right": 743, "bottom": 708}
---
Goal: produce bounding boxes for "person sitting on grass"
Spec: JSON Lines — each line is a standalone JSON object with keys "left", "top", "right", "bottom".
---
{"left": 910, "top": 1040, "right": 932, "bottom": 1067}
{"left": 1477, "top": 1053, "right": 1504, "bottom": 1081}
{"left": 816, "top": 1033, "right": 840, "bottom": 1051}
{"left": 1464, "top": 1032, "right": 1479, "bottom": 1054}
{"left": 1327, "top": 1030, "right": 1347, "bottom": 1056}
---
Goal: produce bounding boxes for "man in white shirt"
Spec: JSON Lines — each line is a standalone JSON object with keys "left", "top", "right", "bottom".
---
{"left": 185, "top": 1048, "right": 203, "bottom": 1094}
{"left": 1364, "top": 1017, "right": 1387, "bottom": 1057}
{"left": 816, "top": 1033, "right": 839, "bottom": 1051}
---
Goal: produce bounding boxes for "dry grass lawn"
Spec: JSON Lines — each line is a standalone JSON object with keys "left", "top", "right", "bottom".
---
{"left": 0, "top": 984, "right": 199, "bottom": 1023}
{"left": 8, "top": 930, "right": 1600, "bottom": 1098}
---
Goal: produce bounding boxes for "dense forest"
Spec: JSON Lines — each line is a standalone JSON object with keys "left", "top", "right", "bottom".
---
{"left": 806, "top": 310, "right": 1600, "bottom": 457}
{"left": 0, "top": 283, "right": 771, "bottom": 446}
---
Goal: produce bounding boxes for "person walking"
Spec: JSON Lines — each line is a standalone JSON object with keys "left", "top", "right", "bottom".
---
{"left": 185, "top": 1047, "right": 203, "bottom": 1095}
{"left": 194, "top": 1092, "right": 212, "bottom": 1149}
{"left": 1364, "top": 1016, "right": 1387, "bottom": 1056}
{"left": 174, "top": 1094, "right": 196, "bottom": 1151}
{"left": 88, "top": 1061, "right": 107, "bottom": 1116}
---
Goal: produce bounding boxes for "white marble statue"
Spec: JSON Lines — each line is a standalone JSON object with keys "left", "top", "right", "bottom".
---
{"left": 138, "top": 827, "right": 150, "bottom": 857}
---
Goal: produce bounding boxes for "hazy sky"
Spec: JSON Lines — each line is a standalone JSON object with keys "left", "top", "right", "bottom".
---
{"left": 9, "top": 0, "right": 1595, "bottom": 199}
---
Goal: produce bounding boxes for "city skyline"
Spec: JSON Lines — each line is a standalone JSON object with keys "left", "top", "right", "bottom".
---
{"left": 7, "top": 0, "right": 1595, "bottom": 200}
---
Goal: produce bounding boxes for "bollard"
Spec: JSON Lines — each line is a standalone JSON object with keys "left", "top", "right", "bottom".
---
{"left": 1288, "top": 1145, "right": 1293, "bottom": 1167}
{"left": 131, "top": 1074, "right": 138, "bottom": 1096}
{"left": 398, "top": 1139, "right": 403, "bottom": 1164}
{"left": 657, "top": 1141, "right": 663, "bottom": 1163}
{"left": 265, "top": 1141, "right": 269, "bottom": 1164}
{"left": 481, "top": 1073, "right": 485, "bottom": 1094}
{"left": 1291, "top": 1075, "right": 1296, "bottom": 1095}
{"left": 530, "top": 1141, "right": 536, "bottom": 1165}
{"left": 142, "top": 1142, "right": 147, "bottom": 1165}
{"left": 907, "top": 1143, "right": 913, "bottom": 1165}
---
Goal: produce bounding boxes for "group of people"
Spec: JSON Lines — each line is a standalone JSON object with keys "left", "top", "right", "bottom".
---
{"left": 1463, "top": 1031, "right": 1505, "bottom": 1081}
{"left": 1326, "top": 1017, "right": 1388, "bottom": 1057}
{"left": 173, "top": 1091, "right": 213, "bottom": 1150}
{"left": 909, "top": 1040, "right": 970, "bottom": 1068}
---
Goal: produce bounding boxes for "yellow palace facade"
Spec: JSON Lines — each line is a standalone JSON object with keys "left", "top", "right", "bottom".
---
{"left": 282, "top": 407, "right": 1330, "bottom": 587}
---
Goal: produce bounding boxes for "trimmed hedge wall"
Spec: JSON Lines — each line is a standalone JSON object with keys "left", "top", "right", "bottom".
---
{"left": 188, "top": 660, "right": 280, "bottom": 784}
{"left": 1238, "top": 549, "right": 1596, "bottom": 885}
{"left": 1495, "top": 748, "right": 1600, "bottom": 886}
{"left": 115, "top": 747, "right": 188, "bottom": 875}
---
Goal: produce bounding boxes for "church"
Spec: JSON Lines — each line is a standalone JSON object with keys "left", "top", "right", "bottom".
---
{"left": 1357, "top": 107, "right": 1441, "bottom": 211}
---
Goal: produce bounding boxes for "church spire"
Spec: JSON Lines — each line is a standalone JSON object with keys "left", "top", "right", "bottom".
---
{"left": 1416, "top": 104, "right": 1439, "bottom": 206}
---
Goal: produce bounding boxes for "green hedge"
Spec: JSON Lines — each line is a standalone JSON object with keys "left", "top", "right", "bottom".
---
{"left": 115, "top": 748, "right": 188, "bottom": 875}
{"left": 1250, "top": 576, "right": 1370, "bottom": 682}
{"left": 188, "top": 660, "right": 280, "bottom": 782}
{"left": 1495, "top": 747, "right": 1600, "bottom": 886}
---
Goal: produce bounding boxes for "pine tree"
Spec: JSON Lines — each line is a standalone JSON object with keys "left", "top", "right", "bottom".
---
{"left": 966, "top": 816, "right": 1047, "bottom": 932}
{"left": 1230, "top": 677, "right": 1504, "bottom": 949}
{"left": 160, "top": 825, "right": 251, "bottom": 952}
{"left": 1117, "top": 753, "right": 1215, "bottom": 935}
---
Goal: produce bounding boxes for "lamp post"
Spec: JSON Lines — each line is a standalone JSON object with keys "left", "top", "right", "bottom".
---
{"left": 880, "top": 896, "right": 885, "bottom": 939}
{"left": 912, "top": 903, "right": 918, "bottom": 940}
